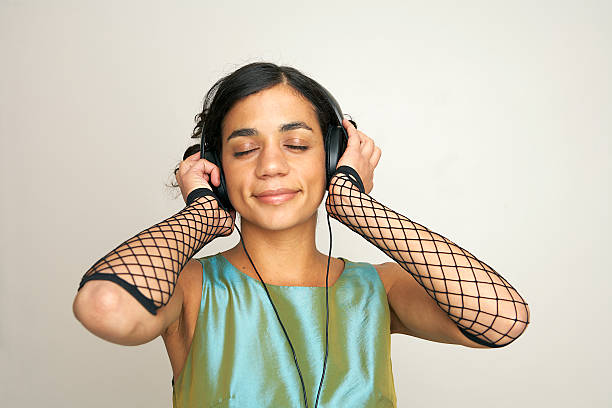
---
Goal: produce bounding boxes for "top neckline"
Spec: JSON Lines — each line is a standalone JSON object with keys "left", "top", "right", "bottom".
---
{"left": 216, "top": 252, "right": 349, "bottom": 289}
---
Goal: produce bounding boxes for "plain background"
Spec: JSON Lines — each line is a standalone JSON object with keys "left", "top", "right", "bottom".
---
{"left": 1, "top": 1, "right": 609, "bottom": 406}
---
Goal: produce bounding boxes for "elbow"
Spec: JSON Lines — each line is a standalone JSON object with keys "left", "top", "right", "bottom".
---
{"left": 494, "top": 300, "right": 531, "bottom": 347}
{"left": 500, "top": 321, "right": 529, "bottom": 347}
{"left": 505, "top": 302, "right": 531, "bottom": 342}
{"left": 495, "top": 303, "right": 531, "bottom": 347}
{"left": 462, "top": 303, "right": 531, "bottom": 349}
{"left": 494, "top": 305, "right": 532, "bottom": 348}
{"left": 73, "top": 280, "right": 136, "bottom": 345}
{"left": 512, "top": 303, "right": 531, "bottom": 341}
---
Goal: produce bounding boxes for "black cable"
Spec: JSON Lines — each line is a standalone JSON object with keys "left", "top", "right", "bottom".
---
{"left": 314, "top": 213, "right": 334, "bottom": 408}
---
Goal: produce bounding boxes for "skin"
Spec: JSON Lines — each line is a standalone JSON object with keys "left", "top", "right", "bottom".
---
{"left": 216, "top": 82, "right": 378, "bottom": 286}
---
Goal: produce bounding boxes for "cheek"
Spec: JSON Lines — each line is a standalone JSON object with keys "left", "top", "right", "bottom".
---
{"left": 306, "top": 151, "right": 327, "bottom": 192}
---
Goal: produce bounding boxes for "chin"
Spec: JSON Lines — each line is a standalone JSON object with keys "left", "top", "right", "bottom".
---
{"left": 240, "top": 200, "right": 318, "bottom": 231}
{"left": 259, "top": 211, "right": 314, "bottom": 231}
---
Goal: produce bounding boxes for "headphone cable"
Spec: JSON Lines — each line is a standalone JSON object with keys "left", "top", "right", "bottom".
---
{"left": 233, "top": 211, "right": 333, "bottom": 408}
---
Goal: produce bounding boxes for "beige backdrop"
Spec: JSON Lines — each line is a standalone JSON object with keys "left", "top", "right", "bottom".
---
{"left": 1, "top": 0, "right": 609, "bottom": 407}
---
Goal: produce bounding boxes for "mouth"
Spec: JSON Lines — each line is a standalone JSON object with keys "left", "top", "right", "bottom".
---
{"left": 254, "top": 188, "right": 300, "bottom": 205}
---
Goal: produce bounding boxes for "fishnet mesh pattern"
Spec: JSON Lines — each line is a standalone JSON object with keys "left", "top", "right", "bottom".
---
{"left": 325, "top": 169, "right": 530, "bottom": 348}
{"left": 77, "top": 190, "right": 233, "bottom": 315}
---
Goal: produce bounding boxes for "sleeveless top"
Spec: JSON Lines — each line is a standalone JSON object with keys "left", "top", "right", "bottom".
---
{"left": 171, "top": 252, "right": 397, "bottom": 407}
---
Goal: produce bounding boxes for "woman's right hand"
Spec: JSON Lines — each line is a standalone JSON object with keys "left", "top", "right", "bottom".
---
{"left": 176, "top": 151, "right": 236, "bottom": 235}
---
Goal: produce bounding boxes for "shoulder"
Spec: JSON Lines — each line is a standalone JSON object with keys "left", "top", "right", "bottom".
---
{"left": 358, "top": 260, "right": 407, "bottom": 334}
{"left": 179, "top": 257, "right": 205, "bottom": 291}
{"left": 180, "top": 253, "right": 222, "bottom": 287}
{"left": 162, "top": 257, "right": 204, "bottom": 336}
{"left": 352, "top": 259, "right": 402, "bottom": 296}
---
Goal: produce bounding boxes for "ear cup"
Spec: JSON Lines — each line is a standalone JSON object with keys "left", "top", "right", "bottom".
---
{"left": 201, "top": 146, "right": 234, "bottom": 212}
{"left": 318, "top": 83, "right": 350, "bottom": 187}
{"left": 325, "top": 123, "right": 348, "bottom": 187}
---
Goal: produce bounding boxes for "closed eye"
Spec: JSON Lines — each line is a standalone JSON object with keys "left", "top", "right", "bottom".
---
{"left": 233, "top": 145, "right": 308, "bottom": 157}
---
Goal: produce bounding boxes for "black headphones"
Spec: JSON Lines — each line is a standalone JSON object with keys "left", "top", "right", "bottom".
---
{"left": 200, "top": 84, "right": 356, "bottom": 212}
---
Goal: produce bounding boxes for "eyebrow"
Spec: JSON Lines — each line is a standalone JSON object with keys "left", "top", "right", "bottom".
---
{"left": 226, "top": 121, "right": 313, "bottom": 142}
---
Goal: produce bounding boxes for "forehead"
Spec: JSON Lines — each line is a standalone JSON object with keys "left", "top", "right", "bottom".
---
{"left": 221, "top": 84, "right": 319, "bottom": 140}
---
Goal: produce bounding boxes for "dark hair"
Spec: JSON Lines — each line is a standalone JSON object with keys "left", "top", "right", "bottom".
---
{"left": 167, "top": 62, "right": 343, "bottom": 191}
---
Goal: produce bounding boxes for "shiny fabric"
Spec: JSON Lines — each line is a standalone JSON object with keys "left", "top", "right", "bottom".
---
{"left": 171, "top": 253, "right": 397, "bottom": 407}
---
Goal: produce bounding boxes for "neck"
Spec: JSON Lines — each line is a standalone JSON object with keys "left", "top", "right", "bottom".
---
{"left": 226, "top": 212, "right": 332, "bottom": 285}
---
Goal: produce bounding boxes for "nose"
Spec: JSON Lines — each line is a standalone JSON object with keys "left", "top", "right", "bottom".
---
{"left": 255, "top": 142, "right": 290, "bottom": 179}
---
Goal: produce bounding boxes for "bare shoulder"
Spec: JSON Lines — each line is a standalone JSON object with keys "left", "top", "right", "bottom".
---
{"left": 369, "top": 261, "right": 408, "bottom": 334}
{"left": 161, "top": 257, "right": 203, "bottom": 337}
{"left": 370, "top": 261, "right": 403, "bottom": 296}
{"left": 179, "top": 258, "right": 204, "bottom": 290}
{"left": 177, "top": 257, "right": 205, "bottom": 308}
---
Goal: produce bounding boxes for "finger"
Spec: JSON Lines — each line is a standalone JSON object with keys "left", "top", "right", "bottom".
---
{"left": 343, "top": 118, "right": 360, "bottom": 149}
{"left": 178, "top": 161, "right": 191, "bottom": 175}
{"left": 371, "top": 146, "right": 382, "bottom": 167}
{"left": 180, "top": 153, "right": 201, "bottom": 174}
{"left": 213, "top": 166, "right": 220, "bottom": 186}
{"left": 357, "top": 130, "right": 369, "bottom": 145}
{"left": 201, "top": 160, "right": 219, "bottom": 182}
{"left": 361, "top": 137, "right": 374, "bottom": 156}
{"left": 343, "top": 118, "right": 358, "bottom": 136}
{"left": 342, "top": 117, "right": 354, "bottom": 130}
{"left": 357, "top": 129, "right": 369, "bottom": 138}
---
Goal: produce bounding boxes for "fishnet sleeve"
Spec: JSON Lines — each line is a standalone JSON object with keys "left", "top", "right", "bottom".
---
{"left": 325, "top": 166, "right": 530, "bottom": 348}
{"left": 77, "top": 189, "right": 233, "bottom": 315}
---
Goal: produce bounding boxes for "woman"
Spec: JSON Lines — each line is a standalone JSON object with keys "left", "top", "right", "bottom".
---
{"left": 73, "top": 62, "right": 530, "bottom": 407}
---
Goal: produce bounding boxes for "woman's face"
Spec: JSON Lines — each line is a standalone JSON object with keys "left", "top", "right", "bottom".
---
{"left": 220, "top": 83, "right": 327, "bottom": 231}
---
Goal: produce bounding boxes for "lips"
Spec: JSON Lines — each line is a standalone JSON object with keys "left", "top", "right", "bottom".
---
{"left": 254, "top": 188, "right": 299, "bottom": 197}
{"left": 254, "top": 188, "right": 300, "bottom": 205}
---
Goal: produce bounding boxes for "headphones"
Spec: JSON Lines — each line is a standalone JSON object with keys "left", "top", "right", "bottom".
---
{"left": 200, "top": 84, "right": 356, "bottom": 212}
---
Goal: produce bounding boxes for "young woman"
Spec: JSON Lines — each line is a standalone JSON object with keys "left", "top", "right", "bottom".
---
{"left": 73, "top": 62, "right": 530, "bottom": 407}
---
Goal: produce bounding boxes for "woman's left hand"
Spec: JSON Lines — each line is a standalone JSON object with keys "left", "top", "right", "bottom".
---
{"left": 335, "top": 118, "right": 381, "bottom": 195}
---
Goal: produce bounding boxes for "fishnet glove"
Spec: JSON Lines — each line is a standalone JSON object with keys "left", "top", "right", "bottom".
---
{"left": 325, "top": 166, "right": 530, "bottom": 347}
{"left": 77, "top": 189, "right": 233, "bottom": 315}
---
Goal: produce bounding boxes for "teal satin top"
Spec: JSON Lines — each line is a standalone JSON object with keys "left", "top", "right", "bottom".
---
{"left": 171, "top": 253, "right": 396, "bottom": 407}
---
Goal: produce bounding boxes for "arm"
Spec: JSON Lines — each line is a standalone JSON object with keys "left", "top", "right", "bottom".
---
{"left": 326, "top": 167, "right": 530, "bottom": 348}
{"left": 73, "top": 189, "right": 233, "bottom": 344}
